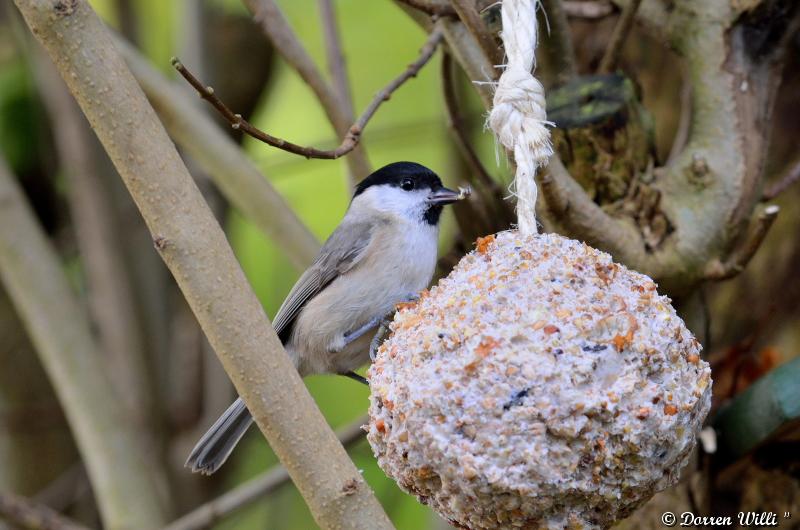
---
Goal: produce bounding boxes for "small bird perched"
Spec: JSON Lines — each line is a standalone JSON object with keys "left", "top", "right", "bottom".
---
{"left": 187, "top": 161, "right": 466, "bottom": 474}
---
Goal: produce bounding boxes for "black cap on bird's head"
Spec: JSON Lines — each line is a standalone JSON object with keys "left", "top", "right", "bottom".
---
{"left": 353, "top": 162, "right": 464, "bottom": 225}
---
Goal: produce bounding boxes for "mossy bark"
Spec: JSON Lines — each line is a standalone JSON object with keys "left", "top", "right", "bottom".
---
{"left": 547, "top": 74, "right": 653, "bottom": 205}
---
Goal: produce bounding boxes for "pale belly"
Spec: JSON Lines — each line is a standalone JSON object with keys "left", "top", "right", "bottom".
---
{"left": 286, "top": 222, "right": 438, "bottom": 376}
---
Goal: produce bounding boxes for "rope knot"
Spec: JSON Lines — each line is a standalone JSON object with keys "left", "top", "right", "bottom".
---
{"left": 489, "top": 65, "right": 551, "bottom": 168}
{"left": 488, "top": 0, "right": 551, "bottom": 235}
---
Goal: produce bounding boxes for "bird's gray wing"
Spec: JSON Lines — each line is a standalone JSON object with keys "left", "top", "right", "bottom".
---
{"left": 271, "top": 219, "right": 376, "bottom": 343}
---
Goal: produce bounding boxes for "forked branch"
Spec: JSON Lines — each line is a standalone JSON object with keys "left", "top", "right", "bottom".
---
{"left": 173, "top": 26, "right": 444, "bottom": 160}
{"left": 704, "top": 205, "right": 780, "bottom": 281}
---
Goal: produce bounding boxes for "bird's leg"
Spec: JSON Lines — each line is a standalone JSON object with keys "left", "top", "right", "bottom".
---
{"left": 342, "top": 371, "right": 369, "bottom": 386}
{"left": 340, "top": 316, "right": 383, "bottom": 348}
{"left": 369, "top": 293, "right": 420, "bottom": 361}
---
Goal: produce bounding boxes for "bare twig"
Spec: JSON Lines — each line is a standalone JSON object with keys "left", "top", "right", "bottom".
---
{"left": 317, "top": 0, "right": 363, "bottom": 187}
{"left": 450, "top": 0, "right": 503, "bottom": 70}
{"left": 439, "top": 17, "right": 496, "bottom": 107}
{"left": 173, "top": 26, "right": 444, "bottom": 160}
{"left": 0, "top": 491, "right": 92, "bottom": 530}
{"left": 0, "top": 154, "right": 168, "bottom": 529}
{"left": 563, "top": 0, "right": 614, "bottom": 18}
{"left": 318, "top": 0, "right": 355, "bottom": 120}
{"left": 164, "top": 416, "right": 369, "bottom": 530}
{"left": 115, "top": 36, "right": 320, "bottom": 270}
{"left": 540, "top": 0, "right": 578, "bottom": 85}
{"left": 15, "top": 1, "right": 393, "bottom": 527}
{"left": 442, "top": 53, "right": 514, "bottom": 236}
{"left": 762, "top": 157, "right": 800, "bottom": 200}
{"left": 704, "top": 205, "right": 780, "bottom": 280}
{"left": 241, "top": 0, "right": 371, "bottom": 181}
{"left": 598, "top": 0, "right": 642, "bottom": 73}
{"left": 441, "top": 53, "right": 495, "bottom": 190}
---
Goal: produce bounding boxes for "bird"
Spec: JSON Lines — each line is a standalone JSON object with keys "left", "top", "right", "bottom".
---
{"left": 186, "top": 161, "right": 466, "bottom": 475}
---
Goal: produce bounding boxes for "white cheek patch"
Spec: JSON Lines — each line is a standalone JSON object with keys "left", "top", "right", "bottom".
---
{"left": 357, "top": 187, "right": 429, "bottom": 219}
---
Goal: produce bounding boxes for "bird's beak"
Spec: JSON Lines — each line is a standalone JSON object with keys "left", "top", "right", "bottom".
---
{"left": 428, "top": 186, "right": 471, "bottom": 205}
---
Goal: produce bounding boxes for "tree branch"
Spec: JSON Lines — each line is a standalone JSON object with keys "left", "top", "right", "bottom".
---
{"left": 164, "top": 416, "right": 368, "bottom": 530}
{"left": 540, "top": 0, "right": 578, "bottom": 85}
{"left": 0, "top": 154, "right": 168, "bottom": 528}
{"left": 762, "top": 156, "right": 800, "bottom": 200}
{"left": 449, "top": 0, "right": 503, "bottom": 70}
{"left": 0, "top": 491, "right": 91, "bottom": 530}
{"left": 439, "top": 17, "right": 496, "bottom": 107}
{"left": 598, "top": 0, "right": 642, "bottom": 73}
{"left": 441, "top": 53, "right": 494, "bottom": 190}
{"left": 114, "top": 36, "right": 320, "bottom": 270}
{"left": 318, "top": 0, "right": 355, "bottom": 121}
{"left": 0, "top": 285, "right": 78, "bottom": 497}
{"left": 241, "top": 0, "right": 371, "bottom": 182}
{"left": 704, "top": 205, "right": 780, "bottom": 281}
{"left": 32, "top": 49, "right": 156, "bottom": 433}
{"left": 441, "top": 52, "right": 515, "bottom": 229}
{"left": 318, "top": 0, "right": 362, "bottom": 188}
{"left": 173, "top": 26, "right": 444, "bottom": 160}
{"left": 540, "top": 154, "right": 652, "bottom": 265}
{"left": 13, "top": 1, "right": 393, "bottom": 528}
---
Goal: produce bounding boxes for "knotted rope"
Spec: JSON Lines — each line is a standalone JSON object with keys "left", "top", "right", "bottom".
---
{"left": 488, "top": 0, "right": 552, "bottom": 235}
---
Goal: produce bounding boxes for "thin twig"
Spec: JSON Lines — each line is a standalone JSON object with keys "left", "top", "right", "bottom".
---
{"left": 319, "top": 0, "right": 366, "bottom": 189}
{"left": 540, "top": 0, "right": 578, "bottom": 85}
{"left": 704, "top": 205, "right": 780, "bottom": 280}
{"left": 762, "top": 157, "right": 800, "bottom": 200}
{"left": 17, "top": 1, "right": 394, "bottom": 526}
{"left": 317, "top": 0, "right": 363, "bottom": 188}
{"left": 241, "top": 0, "right": 371, "bottom": 181}
{"left": 450, "top": 0, "right": 503, "bottom": 70}
{"left": 441, "top": 53, "right": 495, "bottom": 190}
{"left": 173, "top": 26, "right": 444, "bottom": 160}
{"left": 0, "top": 491, "right": 92, "bottom": 530}
{"left": 598, "top": 0, "right": 642, "bottom": 73}
{"left": 163, "top": 416, "right": 368, "bottom": 530}
{"left": 441, "top": 52, "right": 514, "bottom": 235}
{"left": 115, "top": 35, "right": 321, "bottom": 270}
{"left": 439, "top": 17, "right": 495, "bottom": 108}
{"left": 563, "top": 0, "right": 614, "bottom": 18}
{"left": 318, "top": 0, "right": 355, "bottom": 120}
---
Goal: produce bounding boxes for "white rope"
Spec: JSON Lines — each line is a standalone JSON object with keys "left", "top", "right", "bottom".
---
{"left": 488, "top": 0, "right": 552, "bottom": 235}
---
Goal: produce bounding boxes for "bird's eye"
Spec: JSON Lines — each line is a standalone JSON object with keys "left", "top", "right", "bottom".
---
{"left": 400, "top": 178, "right": 415, "bottom": 191}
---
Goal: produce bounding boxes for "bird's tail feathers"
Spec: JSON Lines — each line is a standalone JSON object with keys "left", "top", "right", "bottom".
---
{"left": 186, "top": 397, "right": 253, "bottom": 475}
